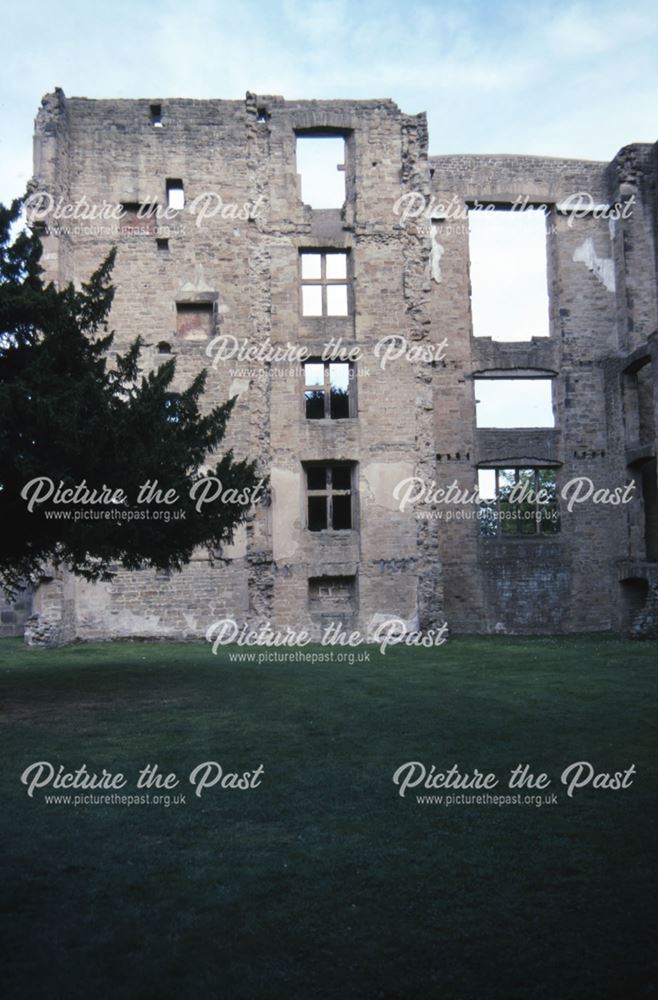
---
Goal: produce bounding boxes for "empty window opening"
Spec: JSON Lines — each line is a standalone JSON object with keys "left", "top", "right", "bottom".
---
{"left": 304, "top": 360, "right": 352, "bottom": 419}
{"left": 474, "top": 378, "right": 554, "bottom": 428}
{"left": 156, "top": 237, "right": 170, "bottom": 252}
{"left": 637, "top": 364, "right": 655, "bottom": 444}
{"left": 120, "top": 202, "right": 157, "bottom": 236}
{"left": 166, "top": 179, "right": 185, "bottom": 210}
{"left": 622, "top": 361, "right": 654, "bottom": 447}
{"left": 469, "top": 207, "right": 550, "bottom": 341}
{"left": 620, "top": 578, "right": 649, "bottom": 629}
{"left": 257, "top": 107, "right": 269, "bottom": 122}
{"left": 164, "top": 393, "right": 183, "bottom": 424}
{"left": 639, "top": 458, "right": 658, "bottom": 561}
{"left": 478, "top": 467, "right": 560, "bottom": 536}
{"left": 157, "top": 341, "right": 172, "bottom": 354}
{"left": 296, "top": 135, "right": 346, "bottom": 209}
{"left": 166, "top": 179, "right": 184, "bottom": 210}
{"left": 300, "top": 251, "right": 349, "bottom": 317}
{"left": 305, "top": 463, "right": 354, "bottom": 531}
{"left": 150, "top": 104, "right": 162, "bottom": 127}
{"left": 176, "top": 302, "right": 214, "bottom": 341}
{"left": 622, "top": 372, "right": 641, "bottom": 443}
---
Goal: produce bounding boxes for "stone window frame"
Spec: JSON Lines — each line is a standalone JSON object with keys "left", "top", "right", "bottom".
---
{"left": 477, "top": 465, "right": 561, "bottom": 537}
{"left": 299, "top": 249, "right": 352, "bottom": 318}
{"left": 302, "top": 358, "right": 356, "bottom": 420}
{"left": 303, "top": 461, "right": 356, "bottom": 532}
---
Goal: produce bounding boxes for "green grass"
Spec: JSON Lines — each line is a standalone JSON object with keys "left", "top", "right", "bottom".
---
{"left": 1, "top": 635, "right": 657, "bottom": 1000}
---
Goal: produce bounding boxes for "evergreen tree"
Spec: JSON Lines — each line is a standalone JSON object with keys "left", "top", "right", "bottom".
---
{"left": 0, "top": 198, "right": 263, "bottom": 597}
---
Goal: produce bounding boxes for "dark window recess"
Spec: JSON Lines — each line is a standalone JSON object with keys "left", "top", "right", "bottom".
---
{"left": 150, "top": 104, "right": 162, "bottom": 127}
{"left": 305, "top": 463, "right": 354, "bottom": 531}
{"left": 305, "top": 390, "right": 325, "bottom": 420}
{"left": 308, "top": 495, "right": 327, "bottom": 531}
{"left": 332, "top": 465, "right": 351, "bottom": 491}
{"left": 157, "top": 341, "right": 172, "bottom": 354}
{"left": 620, "top": 578, "right": 649, "bottom": 629}
{"left": 640, "top": 458, "right": 658, "bottom": 560}
{"left": 307, "top": 466, "right": 326, "bottom": 491}
{"left": 332, "top": 493, "right": 352, "bottom": 529}
{"left": 120, "top": 203, "right": 157, "bottom": 236}
{"left": 331, "top": 385, "right": 350, "bottom": 419}
{"left": 156, "top": 237, "right": 170, "bottom": 251}
{"left": 304, "top": 360, "right": 352, "bottom": 419}
{"left": 176, "top": 302, "right": 214, "bottom": 340}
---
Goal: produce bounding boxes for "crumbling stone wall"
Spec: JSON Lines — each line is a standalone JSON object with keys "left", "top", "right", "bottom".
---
{"left": 29, "top": 91, "right": 442, "bottom": 643}
{"left": 425, "top": 151, "right": 657, "bottom": 633}
{"left": 24, "top": 570, "right": 75, "bottom": 647}
{"left": 629, "top": 582, "right": 658, "bottom": 639}
{"left": 23, "top": 90, "right": 658, "bottom": 643}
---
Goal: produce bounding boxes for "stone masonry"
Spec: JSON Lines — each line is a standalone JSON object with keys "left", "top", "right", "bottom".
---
{"left": 8, "top": 89, "right": 657, "bottom": 643}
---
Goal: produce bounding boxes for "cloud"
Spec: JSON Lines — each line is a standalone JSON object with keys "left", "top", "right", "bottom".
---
{"left": 0, "top": 0, "right": 656, "bottom": 204}
{"left": 546, "top": 4, "right": 658, "bottom": 58}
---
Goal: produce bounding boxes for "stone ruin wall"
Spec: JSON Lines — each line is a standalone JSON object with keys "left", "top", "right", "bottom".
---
{"left": 6, "top": 89, "right": 656, "bottom": 644}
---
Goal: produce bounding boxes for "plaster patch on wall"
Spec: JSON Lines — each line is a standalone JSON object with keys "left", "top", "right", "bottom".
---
{"left": 429, "top": 222, "right": 444, "bottom": 283}
{"left": 361, "top": 461, "right": 416, "bottom": 511}
{"left": 179, "top": 263, "right": 214, "bottom": 293}
{"left": 573, "top": 238, "right": 615, "bottom": 292}
{"left": 228, "top": 377, "right": 250, "bottom": 399}
{"left": 367, "top": 611, "right": 420, "bottom": 640}
{"left": 271, "top": 467, "right": 301, "bottom": 561}
{"left": 106, "top": 609, "right": 164, "bottom": 636}
{"left": 222, "top": 523, "right": 248, "bottom": 559}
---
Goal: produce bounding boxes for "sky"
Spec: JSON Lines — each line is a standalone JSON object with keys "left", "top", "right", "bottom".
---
{"left": 1, "top": 0, "right": 655, "bottom": 426}
{"left": 469, "top": 209, "right": 550, "bottom": 341}
{"left": 1, "top": 0, "right": 657, "bottom": 204}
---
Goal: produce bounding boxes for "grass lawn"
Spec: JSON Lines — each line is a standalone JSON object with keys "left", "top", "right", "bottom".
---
{"left": 1, "top": 634, "right": 657, "bottom": 1000}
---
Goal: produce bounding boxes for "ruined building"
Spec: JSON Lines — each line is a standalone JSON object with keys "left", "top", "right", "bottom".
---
{"left": 3, "top": 89, "right": 658, "bottom": 643}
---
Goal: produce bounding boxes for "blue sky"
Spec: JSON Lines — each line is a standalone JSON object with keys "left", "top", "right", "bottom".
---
{"left": 1, "top": 0, "right": 657, "bottom": 203}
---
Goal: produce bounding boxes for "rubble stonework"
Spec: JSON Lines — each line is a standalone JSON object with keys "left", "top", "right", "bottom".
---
{"left": 15, "top": 90, "right": 658, "bottom": 646}
{"left": 629, "top": 583, "right": 658, "bottom": 639}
